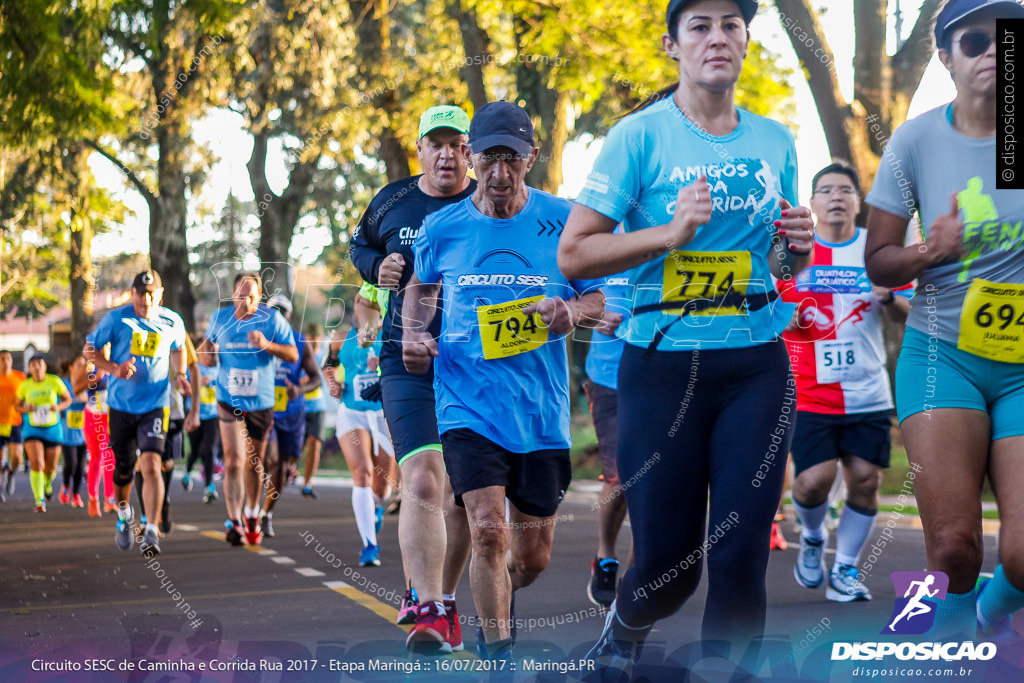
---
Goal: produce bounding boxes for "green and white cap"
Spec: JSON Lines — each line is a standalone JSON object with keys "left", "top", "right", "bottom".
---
{"left": 418, "top": 105, "right": 471, "bottom": 139}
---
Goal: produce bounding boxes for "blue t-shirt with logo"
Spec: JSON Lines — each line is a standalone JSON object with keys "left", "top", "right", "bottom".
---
{"left": 414, "top": 189, "right": 603, "bottom": 452}
{"left": 584, "top": 273, "right": 633, "bottom": 392}
{"left": 575, "top": 98, "right": 798, "bottom": 351}
{"left": 86, "top": 304, "right": 186, "bottom": 414}
{"left": 339, "top": 328, "right": 382, "bottom": 412}
{"left": 206, "top": 304, "right": 296, "bottom": 412}
{"left": 61, "top": 378, "right": 86, "bottom": 446}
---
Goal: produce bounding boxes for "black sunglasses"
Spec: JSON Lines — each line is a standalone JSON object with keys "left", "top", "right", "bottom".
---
{"left": 958, "top": 31, "right": 994, "bottom": 59}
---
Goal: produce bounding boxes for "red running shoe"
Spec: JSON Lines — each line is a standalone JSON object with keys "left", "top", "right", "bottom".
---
{"left": 59, "top": 487, "right": 70, "bottom": 505}
{"left": 405, "top": 602, "right": 452, "bottom": 654}
{"left": 443, "top": 599, "right": 464, "bottom": 652}
{"left": 770, "top": 522, "right": 788, "bottom": 550}
{"left": 244, "top": 516, "right": 263, "bottom": 545}
{"left": 72, "top": 493, "right": 84, "bottom": 508}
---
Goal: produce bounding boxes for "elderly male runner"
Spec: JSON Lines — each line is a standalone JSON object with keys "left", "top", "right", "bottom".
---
{"left": 403, "top": 101, "right": 605, "bottom": 662}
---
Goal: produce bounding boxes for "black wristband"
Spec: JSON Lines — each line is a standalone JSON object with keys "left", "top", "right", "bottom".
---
{"left": 882, "top": 291, "right": 895, "bottom": 305}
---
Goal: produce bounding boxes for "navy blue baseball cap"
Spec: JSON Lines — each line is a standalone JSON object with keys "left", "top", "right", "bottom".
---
{"left": 468, "top": 101, "right": 534, "bottom": 157}
{"left": 666, "top": 0, "right": 757, "bottom": 32}
{"left": 935, "top": 0, "right": 1024, "bottom": 48}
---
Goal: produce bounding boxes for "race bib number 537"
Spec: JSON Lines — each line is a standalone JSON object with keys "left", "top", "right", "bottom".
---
{"left": 958, "top": 280, "right": 1024, "bottom": 363}
{"left": 476, "top": 295, "right": 548, "bottom": 360}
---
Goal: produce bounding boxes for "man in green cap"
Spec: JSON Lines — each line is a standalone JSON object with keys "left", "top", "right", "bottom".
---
{"left": 349, "top": 104, "right": 475, "bottom": 654}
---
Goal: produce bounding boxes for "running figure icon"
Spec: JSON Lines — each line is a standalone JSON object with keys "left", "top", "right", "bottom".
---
{"left": 888, "top": 574, "right": 940, "bottom": 632}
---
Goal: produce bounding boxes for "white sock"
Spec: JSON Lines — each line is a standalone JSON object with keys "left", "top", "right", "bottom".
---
{"left": 146, "top": 522, "right": 159, "bottom": 535}
{"left": 793, "top": 499, "right": 829, "bottom": 541}
{"left": 835, "top": 504, "right": 877, "bottom": 567}
{"left": 243, "top": 505, "right": 256, "bottom": 518}
{"left": 352, "top": 486, "right": 377, "bottom": 546}
{"left": 118, "top": 506, "right": 133, "bottom": 522}
{"left": 442, "top": 593, "right": 455, "bottom": 602}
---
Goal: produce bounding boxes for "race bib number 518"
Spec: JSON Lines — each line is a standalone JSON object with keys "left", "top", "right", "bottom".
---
{"left": 476, "top": 295, "right": 548, "bottom": 360}
{"left": 958, "top": 280, "right": 1024, "bottom": 363}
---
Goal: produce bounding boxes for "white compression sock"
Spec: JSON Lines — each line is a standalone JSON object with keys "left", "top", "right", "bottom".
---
{"left": 352, "top": 486, "right": 377, "bottom": 546}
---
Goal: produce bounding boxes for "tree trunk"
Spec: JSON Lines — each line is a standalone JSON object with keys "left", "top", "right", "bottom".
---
{"left": 517, "top": 60, "right": 569, "bottom": 194}
{"left": 379, "top": 125, "right": 411, "bottom": 183}
{"left": 447, "top": 0, "right": 489, "bottom": 111}
{"left": 153, "top": 120, "right": 196, "bottom": 329}
{"left": 66, "top": 143, "right": 94, "bottom": 354}
{"left": 349, "top": 0, "right": 411, "bottom": 183}
{"left": 774, "top": 0, "right": 940, "bottom": 191}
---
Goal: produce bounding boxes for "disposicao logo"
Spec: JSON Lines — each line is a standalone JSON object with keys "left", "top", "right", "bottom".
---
{"left": 884, "top": 571, "right": 948, "bottom": 635}
{"left": 831, "top": 571, "right": 996, "bottom": 663}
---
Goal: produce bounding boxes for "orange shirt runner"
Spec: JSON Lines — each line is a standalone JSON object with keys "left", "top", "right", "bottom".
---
{"left": 0, "top": 370, "right": 26, "bottom": 429}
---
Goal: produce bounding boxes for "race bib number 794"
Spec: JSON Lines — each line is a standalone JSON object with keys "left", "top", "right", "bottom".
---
{"left": 958, "top": 280, "right": 1024, "bottom": 364}
{"left": 476, "top": 295, "right": 548, "bottom": 360}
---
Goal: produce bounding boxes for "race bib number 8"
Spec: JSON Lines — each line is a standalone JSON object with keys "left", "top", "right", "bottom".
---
{"left": 30, "top": 405, "right": 56, "bottom": 428}
{"left": 200, "top": 385, "right": 217, "bottom": 405}
{"left": 814, "top": 339, "right": 867, "bottom": 384}
{"left": 274, "top": 386, "right": 288, "bottom": 412}
{"left": 958, "top": 280, "right": 1024, "bottom": 363}
{"left": 66, "top": 410, "right": 85, "bottom": 430}
{"left": 662, "top": 251, "right": 751, "bottom": 316}
{"left": 476, "top": 295, "right": 548, "bottom": 360}
{"left": 227, "top": 368, "right": 259, "bottom": 397}
{"left": 131, "top": 331, "right": 161, "bottom": 357}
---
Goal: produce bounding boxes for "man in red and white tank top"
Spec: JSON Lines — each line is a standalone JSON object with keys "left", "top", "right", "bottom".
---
{"left": 779, "top": 161, "right": 911, "bottom": 603}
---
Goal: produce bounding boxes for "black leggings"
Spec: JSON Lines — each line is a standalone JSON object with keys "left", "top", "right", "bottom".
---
{"left": 615, "top": 340, "right": 794, "bottom": 644}
{"left": 186, "top": 418, "right": 219, "bottom": 486}
{"left": 61, "top": 444, "right": 86, "bottom": 494}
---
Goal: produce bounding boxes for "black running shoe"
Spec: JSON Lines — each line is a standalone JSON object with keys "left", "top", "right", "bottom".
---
{"left": 588, "top": 557, "right": 619, "bottom": 607}
{"left": 224, "top": 519, "right": 244, "bottom": 546}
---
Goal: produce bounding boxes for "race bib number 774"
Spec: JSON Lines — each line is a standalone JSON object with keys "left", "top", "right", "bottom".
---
{"left": 662, "top": 251, "right": 751, "bottom": 316}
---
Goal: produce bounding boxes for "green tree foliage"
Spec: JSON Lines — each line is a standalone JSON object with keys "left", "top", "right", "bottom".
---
{"left": 95, "top": 0, "right": 244, "bottom": 328}
{"left": 0, "top": 0, "right": 127, "bottom": 347}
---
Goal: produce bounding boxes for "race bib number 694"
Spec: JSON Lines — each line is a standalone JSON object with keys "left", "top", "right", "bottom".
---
{"left": 958, "top": 280, "right": 1024, "bottom": 364}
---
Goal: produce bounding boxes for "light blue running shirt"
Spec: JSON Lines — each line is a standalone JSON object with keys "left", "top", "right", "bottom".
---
{"left": 575, "top": 97, "right": 798, "bottom": 351}
{"left": 206, "top": 304, "right": 295, "bottom": 412}
{"left": 86, "top": 304, "right": 186, "bottom": 414}
{"left": 414, "top": 189, "right": 603, "bottom": 453}
{"left": 584, "top": 273, "right": 632, "bottom": 391}
{"left": 339, "top": 328, "right": 382, "bottom": 412}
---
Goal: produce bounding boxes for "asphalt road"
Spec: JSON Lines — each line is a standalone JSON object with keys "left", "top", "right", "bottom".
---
{"left": 0, "top": 469, "right": 1019, "bottom": 683}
